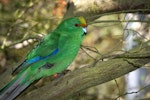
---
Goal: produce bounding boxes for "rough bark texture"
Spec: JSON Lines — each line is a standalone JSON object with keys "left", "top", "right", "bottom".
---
{"left": 64, "top": 0, "right": 150, "bottom": 22}
{"left": 1, "top": 0, "right": 150, "bottom": 100}
{"left": 17, "top": 41, "right": 150, "bottom": 100}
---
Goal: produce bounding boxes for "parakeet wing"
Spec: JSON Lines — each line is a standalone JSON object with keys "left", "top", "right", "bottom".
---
{"left": 12, "top": 32, "right": 60, "bottom": 74}
{"left": 0, "top": 17, "right": 87, "bottom": 100}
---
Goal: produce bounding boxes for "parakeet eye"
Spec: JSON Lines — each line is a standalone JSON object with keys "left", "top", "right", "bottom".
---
{"left": 74, "top": 24, "right": 79, "bottom": 27}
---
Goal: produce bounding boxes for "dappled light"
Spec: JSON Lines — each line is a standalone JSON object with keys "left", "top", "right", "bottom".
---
{"left": 1, "top": 0, "right": 150, "bottom": 100}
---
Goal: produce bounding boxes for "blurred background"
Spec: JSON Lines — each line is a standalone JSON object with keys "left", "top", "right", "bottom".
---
{"left": 0, "top": 0, "right": 150, "bottom": 100}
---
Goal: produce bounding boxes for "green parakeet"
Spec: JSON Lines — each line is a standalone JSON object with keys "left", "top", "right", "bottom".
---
{"left": 0, "top": 16, "right": 87, "bottom": 100}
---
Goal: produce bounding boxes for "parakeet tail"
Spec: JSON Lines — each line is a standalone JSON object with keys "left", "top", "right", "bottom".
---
{"left": 0, "top": 71, "right": 29, "bottom": 100}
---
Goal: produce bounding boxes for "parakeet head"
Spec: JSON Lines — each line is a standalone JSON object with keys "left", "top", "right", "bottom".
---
{"left": 56, "top": 17, "right": 87, "bottom": 36}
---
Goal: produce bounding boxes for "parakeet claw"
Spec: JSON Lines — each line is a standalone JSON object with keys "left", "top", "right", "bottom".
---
{"left": 53, "top": 70, "right": 71, "bottom": 78}
{"left": 0, "top": 17, "right": 87, "bottom": 100}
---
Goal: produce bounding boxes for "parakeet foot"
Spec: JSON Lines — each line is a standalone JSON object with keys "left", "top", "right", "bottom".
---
{"left": 53, "top": 70, "right": 71, "bottom": 78}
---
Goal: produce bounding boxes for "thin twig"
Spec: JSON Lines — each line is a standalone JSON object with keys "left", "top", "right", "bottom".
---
{"left": 114, "top": 84, "right": 150, "bottom": 100}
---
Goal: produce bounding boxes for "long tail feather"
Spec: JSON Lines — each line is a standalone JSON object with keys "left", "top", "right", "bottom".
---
{"left": 0, "top": 71, "right": 30, "bottom": 100}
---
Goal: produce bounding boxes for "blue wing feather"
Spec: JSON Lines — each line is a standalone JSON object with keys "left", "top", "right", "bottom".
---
{"left": 26, "top": 48, "right": 59, "bottom": 65}
{"left": 25, "top": 48, "right": 59, "bottom": 65}
{"left": 12, "top": 48, "right": 59, "bottom": 74}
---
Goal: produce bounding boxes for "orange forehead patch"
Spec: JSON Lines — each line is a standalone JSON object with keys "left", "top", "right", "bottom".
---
{"left": 78, "top": 17, "right": 86, "bottom": 27}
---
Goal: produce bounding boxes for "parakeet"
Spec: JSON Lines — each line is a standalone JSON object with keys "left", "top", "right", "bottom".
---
{"left": 0, "top": 16, "right": 87, "bottom": 100}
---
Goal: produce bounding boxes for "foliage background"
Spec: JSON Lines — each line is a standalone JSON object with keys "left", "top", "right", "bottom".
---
{"left": 0, "top": 0, "right": 150, "bottom": 100}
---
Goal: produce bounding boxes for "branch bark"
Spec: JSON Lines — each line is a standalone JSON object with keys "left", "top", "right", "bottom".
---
{"left": 64, "top": 0, "right": 150, "bottom": 22}
{"left": 17, "top": 42, "right": 150, "bottom": 100}
{"left": 1, "top": 0, "right": 150, "bottom": 99}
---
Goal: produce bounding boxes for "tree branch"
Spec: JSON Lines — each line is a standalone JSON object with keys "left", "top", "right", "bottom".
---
{"left": 17, "top": 42, "right": 150, "bottom": 100}
{"left": 64, "top": 0, "right": 150, "bottom": 22}
{"left": 1, "top": 0, "right": 150, "bottom": 99}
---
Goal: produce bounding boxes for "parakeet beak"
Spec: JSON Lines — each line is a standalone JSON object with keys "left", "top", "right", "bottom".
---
{"left": 78, "top": 17, "right": 87, "bottom": 35}
{"left": 82, "top": 27, "right": 87, "bottom": 35}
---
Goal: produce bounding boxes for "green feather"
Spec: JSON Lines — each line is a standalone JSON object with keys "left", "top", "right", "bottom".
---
{"left": 0, "top": 17, "right": 87, "bottom": 100}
